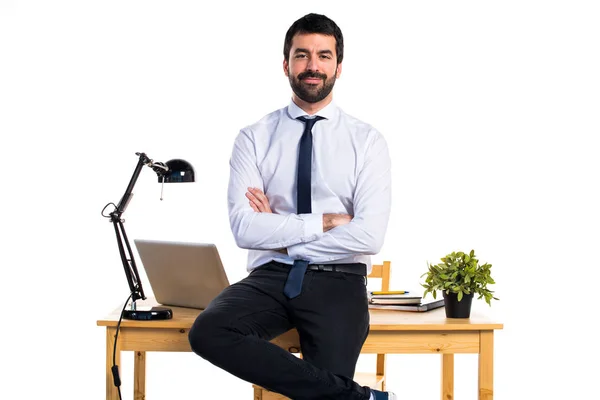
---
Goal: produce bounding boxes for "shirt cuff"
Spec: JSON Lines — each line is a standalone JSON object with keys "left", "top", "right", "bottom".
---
{"left": 299, "top": 213, "right": 323, "bottom": 241}
{"left": 288, "top": 213, "right": 323, "bottom": 260}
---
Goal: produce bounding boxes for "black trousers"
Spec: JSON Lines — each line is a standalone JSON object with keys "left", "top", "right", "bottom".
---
{"left": 188, "top": 261, "right": 373, "bottom": 400}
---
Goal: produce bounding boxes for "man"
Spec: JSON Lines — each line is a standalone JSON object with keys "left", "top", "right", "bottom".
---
{"left": 189, "top": 13, "right": 395, "bottom": 400}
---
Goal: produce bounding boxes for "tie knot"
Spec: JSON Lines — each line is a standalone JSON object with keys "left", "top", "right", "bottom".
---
{"left": 297, "top": 116, "right": 325, "bottom": 131}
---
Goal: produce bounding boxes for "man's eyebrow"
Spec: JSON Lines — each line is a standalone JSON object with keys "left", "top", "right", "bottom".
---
{"left": 293, "top": 48, "right": 334, "bottom": 55}
{"left": 318, "top": 49, "right": 334, "bottom": 56}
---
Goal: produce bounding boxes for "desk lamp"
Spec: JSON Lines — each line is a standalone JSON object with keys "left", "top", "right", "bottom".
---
{"left": 101, "top": 152, "right": 195, "bottom": 320}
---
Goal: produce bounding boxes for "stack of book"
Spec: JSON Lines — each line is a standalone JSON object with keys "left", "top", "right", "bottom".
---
{"left": 368, "top": 291, "right": 445, "bottom": 312}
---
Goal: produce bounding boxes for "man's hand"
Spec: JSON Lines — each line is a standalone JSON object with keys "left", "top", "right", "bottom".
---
{"left": 323, "top": 214, "right": 353, "bottom": 232}
{"left": 246, "top": 187, "right": 272, "bottom": 213}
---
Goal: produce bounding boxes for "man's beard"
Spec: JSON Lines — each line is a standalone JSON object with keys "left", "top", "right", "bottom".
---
{"left": 289, "top": 70, "right": 337, "bottom": 104}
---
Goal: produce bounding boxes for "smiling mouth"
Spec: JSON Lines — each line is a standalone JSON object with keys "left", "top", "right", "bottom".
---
{"left": 302, "top": 78, "right": 322, "bottom": 84}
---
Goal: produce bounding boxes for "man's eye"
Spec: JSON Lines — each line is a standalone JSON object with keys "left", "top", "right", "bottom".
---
{"left": 320, "top": 55, "right": 332, "bottom": 59}
{"left": 295, "top": 54, "right": 307, "bottom": 59}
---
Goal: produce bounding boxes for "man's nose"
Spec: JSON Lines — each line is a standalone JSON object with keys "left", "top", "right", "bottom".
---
{"left": 306, "top": 56, "right": 319, "bottom": 72}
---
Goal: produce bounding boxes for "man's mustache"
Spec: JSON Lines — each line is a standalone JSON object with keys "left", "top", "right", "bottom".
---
{"left": 297, "top": 71, "right": 327, "bottom": 81}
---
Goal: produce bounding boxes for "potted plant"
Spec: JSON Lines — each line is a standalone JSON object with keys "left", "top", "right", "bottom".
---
{"left": 421, "top": 250, "right": 498, "bottom": 318}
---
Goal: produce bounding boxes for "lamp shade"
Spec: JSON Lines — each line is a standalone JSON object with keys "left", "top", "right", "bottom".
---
{"left": 161, "top": 159, "right": 195, "bottom": 183}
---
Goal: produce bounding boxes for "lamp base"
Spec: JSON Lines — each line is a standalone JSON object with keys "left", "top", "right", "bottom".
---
{"left": 123, "top": 306, "right": 173, "bottom": 320}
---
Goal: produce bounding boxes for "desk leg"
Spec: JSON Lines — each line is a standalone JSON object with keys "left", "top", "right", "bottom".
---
{"left": 134, "top": 351, "right": 146, "bottom": 400}
{"left": 106, "top": 328, "right": 120, "bottom": 400}
{"left": 440, "top": 354, "right": 454, "bottom": 400}
{"left": 478, "top": 331, "right": 494, "bottom": 400}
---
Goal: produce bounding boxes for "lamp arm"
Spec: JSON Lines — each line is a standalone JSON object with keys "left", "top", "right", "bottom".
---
{"left": 109, "top": 152, "right": 168, "bottom": 303}
{"left": 116, "top": 152, "right": 168, "bottom": 214}
{"left": 111, "top": 217, "right": 145, "bottom": 302}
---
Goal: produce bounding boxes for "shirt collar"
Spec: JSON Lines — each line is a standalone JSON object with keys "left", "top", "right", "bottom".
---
{"left": 287, "top": 99, "right": 337, "bottom": 121}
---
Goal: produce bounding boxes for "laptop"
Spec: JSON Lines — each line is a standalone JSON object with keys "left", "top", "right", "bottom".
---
{"left": 134, "top": 239, "right": 230, "bottom": 310}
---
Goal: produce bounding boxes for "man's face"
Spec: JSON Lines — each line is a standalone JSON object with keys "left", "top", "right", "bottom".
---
{"left": 284, "top": 33, "right": 342, "bottom": 104}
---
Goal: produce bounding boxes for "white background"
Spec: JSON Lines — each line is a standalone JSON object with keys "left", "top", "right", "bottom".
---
{"left": 1, "top": 1, "right": 599, "bottom": 399}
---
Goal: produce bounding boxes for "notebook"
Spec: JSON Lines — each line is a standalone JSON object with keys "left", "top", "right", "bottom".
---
{"left": 368, "top": 292, "right": 423, "bottom": 305}
{"left": 368, "top": 298, "right": 445, "bottom": 312}
{"left": 134, "top": 239, "right": 230, "bottom": 310}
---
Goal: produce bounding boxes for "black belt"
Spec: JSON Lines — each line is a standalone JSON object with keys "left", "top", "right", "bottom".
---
{"left": 272, "top": 261, "right": 367, "bottom": 276}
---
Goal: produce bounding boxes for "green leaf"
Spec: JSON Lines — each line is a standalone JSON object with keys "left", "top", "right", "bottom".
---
{"left": 420, "top": 249, "right": 498, "bottom": 306}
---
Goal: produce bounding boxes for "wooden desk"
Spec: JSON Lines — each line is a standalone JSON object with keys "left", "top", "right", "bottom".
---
{"left": 97, "top": 303, "right": 503, "bottom": 400}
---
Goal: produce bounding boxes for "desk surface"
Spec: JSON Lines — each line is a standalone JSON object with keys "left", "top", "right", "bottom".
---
{"left": 97, "top": 300, "right": 503, "bottom": 331}
{"left": 98, "top": 300, "right": 502, "bottom": 399}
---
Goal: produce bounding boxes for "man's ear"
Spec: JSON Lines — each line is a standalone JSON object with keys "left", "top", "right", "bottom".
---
{"left": 336, "top": 62, "right": 343, "bottom": 78}
{"left": 283, "top": 59, "right": 289, "bottom": 77}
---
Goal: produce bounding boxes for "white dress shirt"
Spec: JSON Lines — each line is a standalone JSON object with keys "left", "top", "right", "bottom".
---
{"left": 228, "top": 100, "right": 391, "bottom": 273}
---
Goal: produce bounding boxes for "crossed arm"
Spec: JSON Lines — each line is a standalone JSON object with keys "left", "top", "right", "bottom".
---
{"left": 227, "top": 130, "right": 359, "bottom": 254}
{"left": 245, "top": 187, "right": 352, "bottom": 254}
{"left": 229, "top": 128, "right": 391, "bottom": 263}
{"left": 246, "top": 187, "right": 352, "bottom": 232}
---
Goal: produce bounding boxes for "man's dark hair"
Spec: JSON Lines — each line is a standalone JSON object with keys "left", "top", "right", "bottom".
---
{"left": 283, "top": 13, "right": 344, "bottom": 65}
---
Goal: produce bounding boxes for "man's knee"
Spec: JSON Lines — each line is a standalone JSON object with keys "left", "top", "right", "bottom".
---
{"left": 188, "top": 310, "right": 229, "bottom": 359}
